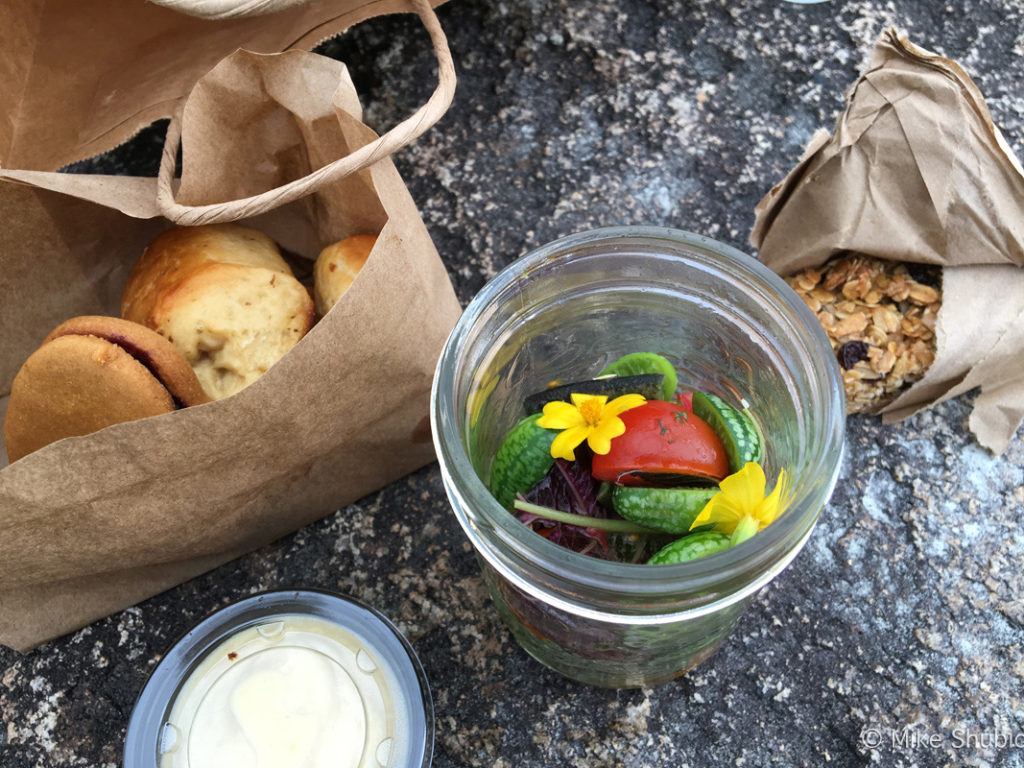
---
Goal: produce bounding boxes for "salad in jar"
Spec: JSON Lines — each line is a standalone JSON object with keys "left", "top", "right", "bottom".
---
{"left": 487, "top": 352, "right": 791, "bottom": 565}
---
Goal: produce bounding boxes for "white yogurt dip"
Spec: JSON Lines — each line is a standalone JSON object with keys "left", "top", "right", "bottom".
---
{"left": 124, "top": 592, "right": 431, "bottom": 768}
{"left": 160, "top": 616, "right": 404, "bottom": 768}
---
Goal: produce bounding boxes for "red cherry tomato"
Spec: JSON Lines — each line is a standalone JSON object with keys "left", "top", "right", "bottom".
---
{"left": 591, "top": 400, "right": 728, "bottom": 485}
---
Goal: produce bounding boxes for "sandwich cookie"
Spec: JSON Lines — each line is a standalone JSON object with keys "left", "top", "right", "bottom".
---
{"left": 4, "top": 316, "right": 208, "bottom": 462}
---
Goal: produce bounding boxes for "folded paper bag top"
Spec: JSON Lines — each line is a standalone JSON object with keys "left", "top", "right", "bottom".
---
{"left": 751, "top": 28, "right": 1024, "bottom": 455}
{"left": 157, "top": 0, "right": 456, "bottom": 226}
{"left": 0, "top": 40, "right": 461, "bottom": 651}
{"left": 147, "top": 0, "right": 314, "bottom": 19}
{"left": 0, "top": 0, "right": 447, "bottom": 172}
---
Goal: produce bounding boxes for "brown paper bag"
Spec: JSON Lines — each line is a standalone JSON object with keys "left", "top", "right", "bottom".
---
{"left": 0, "top": 7, "right": 462, "bottom": 651}
{"left": 751, "top": 28, "right": 1024, "bottom": 454}
{"left": 0, "top": 0, "right": 446, "bottom": 172}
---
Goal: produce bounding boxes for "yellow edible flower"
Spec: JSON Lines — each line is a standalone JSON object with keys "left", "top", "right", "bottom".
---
{"left": 537, "top": 392, "right": 646, "bottom": 461}
{"left": 689, "top": 462, "right": 791, "bottom": 545}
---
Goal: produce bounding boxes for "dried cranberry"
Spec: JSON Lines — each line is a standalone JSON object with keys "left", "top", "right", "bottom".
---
{"left": 904, "top": 263, "right": 941, "bottom": 289}
{"left": 837, "top": 340, "right": 869, "bottom": 370}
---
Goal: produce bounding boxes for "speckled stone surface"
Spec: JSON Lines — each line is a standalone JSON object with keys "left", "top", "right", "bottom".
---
{"left": 3, "top": 1, "right": 1024, "bottom": 766}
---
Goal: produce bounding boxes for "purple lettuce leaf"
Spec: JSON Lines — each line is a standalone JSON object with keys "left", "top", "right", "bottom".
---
{"left": 518, "top": 455, "right": 611, "bottom": 557}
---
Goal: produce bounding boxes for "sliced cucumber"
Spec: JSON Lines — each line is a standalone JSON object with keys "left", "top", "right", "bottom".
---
{"left": 648, "top": 532, "right": 732, "bottom": 565}
{"left": 523, "top": 373, "right": 663, "bottom": 413}
{"left": 691, "top": 391, "right": 763, "bottom": 473}
{"left": 599, "top": 353, "right": 678, "bottom": 401}
{"left": 488, "top": 414, "right": 556, "bottom": 509}
{"left": 612, "top": 486, "right": 718, "bottom": 534}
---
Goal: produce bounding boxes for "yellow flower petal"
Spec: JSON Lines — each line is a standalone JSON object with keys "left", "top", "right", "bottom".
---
{"left": 755, "top": 468, "right": 790, "bottom": 528}
{"left": 689, "top": 494, "right": 718, "bottom": 530}
{"left": 717, "top": 462, "right": 766, "bottom": 515}
{"left": 549, "top": 425, "right": 590, "bottom": 461}
{"left": 690, "top": 492, "right": 747, "bottom": 534}
{"left": 570, "top": 392, "right": 608, "bottom": 409}
{"left": 692, "top": 464, "right": 792, "bottom": 536}
{"left": 586, "top": 416, "right": 626, "bottom": 455}
{"left": 605, "top": 393, "right": 647, "bottom": 416}
{"left": 535, "top": 390, "right": 649, "bottom": 461}
{"left": 537, "top": 401, "right": 586, "bottom": 430}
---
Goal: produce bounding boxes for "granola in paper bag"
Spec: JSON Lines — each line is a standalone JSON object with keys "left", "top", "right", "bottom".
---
{"left": 752, "top": 28, "right": 1024, "bottom": 454}
{"left": 786, "top": 255, "right": 941, "bottom": 413}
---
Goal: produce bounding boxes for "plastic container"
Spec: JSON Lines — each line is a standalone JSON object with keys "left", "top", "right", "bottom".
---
{"left": 124, "top": 590, "right": 433, "bottom": 768}
{"left": 431, "top": 226, "right": 845, "bottom": 688}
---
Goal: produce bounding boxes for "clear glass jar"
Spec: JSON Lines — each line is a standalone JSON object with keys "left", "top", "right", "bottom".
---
{"left": 431, "top": 227, "right": 845, "bottom": 688}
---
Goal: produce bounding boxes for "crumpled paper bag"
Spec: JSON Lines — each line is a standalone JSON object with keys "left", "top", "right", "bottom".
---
{"left": 0, "top": 44, "right": 461, "bottom": 651}
{"left": 0, "top": 0, "right": 445, "bottom": 172}
{"left": 751, "top": 28, "right": 1024, "bottom": 454}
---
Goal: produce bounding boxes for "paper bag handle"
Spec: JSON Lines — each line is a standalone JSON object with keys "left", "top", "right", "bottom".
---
{"left": 148, "top": 0, "right": 312, "bottom": 20}
{"left": 156, "top": 0, "right": 454, "bottom": 225}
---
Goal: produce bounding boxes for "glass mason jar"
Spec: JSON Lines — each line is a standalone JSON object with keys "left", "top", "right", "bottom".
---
{"left": 431, "top": 227, "right": 845, "bottom": 688}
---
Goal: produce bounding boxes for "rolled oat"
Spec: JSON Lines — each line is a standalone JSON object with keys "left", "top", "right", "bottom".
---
{"left": 786, "top": 254, "right": 942, "bottom": 413}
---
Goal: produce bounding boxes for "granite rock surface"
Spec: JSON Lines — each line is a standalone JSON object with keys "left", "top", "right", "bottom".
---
{"left": 3, "top": 1, "right": 1024, "bottom": 766}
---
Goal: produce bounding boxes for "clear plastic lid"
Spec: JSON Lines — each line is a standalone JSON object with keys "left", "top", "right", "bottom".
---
{"left": 124, "top": 590, "right": 433, "bottom": 768}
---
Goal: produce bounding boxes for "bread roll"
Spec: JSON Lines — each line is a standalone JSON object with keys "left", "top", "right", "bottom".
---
{"left": 4, "top": 316, "right": 209, "bottom": 462}
{"left": 122, "top": 224, "right": 315, "bottom": 401}
{"left": 313, "top": 234, "right": 376, "bottom": 316}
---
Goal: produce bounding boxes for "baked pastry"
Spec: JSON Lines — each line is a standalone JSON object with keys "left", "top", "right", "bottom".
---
{"left": 786, "top": 254, "right": 941, "bottom": 413}
{"left": 313, "top": 234, "right": 376, "bottom": 316}
{"left": 4, "top": 316, "right": 209, "bottom": 462}
{"left": 121, "top": 224, "right": 316, "bottom": 401}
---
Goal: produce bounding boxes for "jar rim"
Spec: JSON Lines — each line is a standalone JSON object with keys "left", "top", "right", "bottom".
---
{"left": 431, "top": 226, "right": 845, "bottom": 619}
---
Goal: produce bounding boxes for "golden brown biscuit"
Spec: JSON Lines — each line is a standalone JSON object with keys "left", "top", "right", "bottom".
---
{"left": 313, "top": 234, "right": 376, "bottom": 316}
{"left": 4, "top": 315, "right": 208, "bottom": 462}
{"left": 121, "top": 224, "right": 291, "bottom": 321}
{"left": 45, "top": 316, "right": 209, "bottom": 407}
{"left": 122, "top": 224, "right": 316, "bottom": 401}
